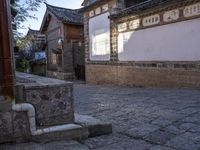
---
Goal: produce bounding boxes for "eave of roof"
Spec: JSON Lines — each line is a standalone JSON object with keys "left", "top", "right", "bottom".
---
{"left": 45, "top": 3, "right": 83, "bottom": 25}
{"left": 40, "top": 11, "right": 51, "bottom": 33}
{"left": 27, "top": 28, "right": 40, "bottom": 36}
{"left": 110, "top": 0, "right": 185, "bottom": 19}
{"left": 81, "top": 0, "right": 107, "bottom": 11}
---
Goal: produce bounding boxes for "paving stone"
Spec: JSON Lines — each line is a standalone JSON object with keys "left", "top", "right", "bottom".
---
{"left": 181, "top": 113, "right": 200, "bottom": 124}
{"left": 178, "top": 107, "right": 200, "bottom": 115}
{"left": 166, "top": 132, "right": 200, "bottom": 150}
{"left": 94, "top": 140, "right": 152, "bottom": 150}
{"left": 151, "top": 118, "right": 173, "bottom": 127}
{"left": 164, "top": 125, "right": 184, "bottom": 135}
{"left": 83, "top": 134, "right": 152, "bottom": 150}
{"left": 124, "top": 123, "right": 160, "bottom": 139}
{"left": 82, "top": 134, "right": 123, "bottom": 149}
{"left": 189, "top": 126, "right": 200, "bottom": 133}
{"left": 0, "top": 140, "right": 89, "bottom": 150}
{"left": 43, "top": 140, "right": 89, "bottom": 150}
{"left": 145, "top": 129, "right": 176, "bottom": 145}
{"left": 149, "top": 145, "right": 175, "bottom": 150}
{"left": 179, "top": 123, "right": 197, "bottom": 130}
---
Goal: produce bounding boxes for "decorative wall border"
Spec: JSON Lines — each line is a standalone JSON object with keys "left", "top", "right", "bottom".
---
{"left": 86, "top": 61, "right": 200, "bottom": 71}
{"left": 117, "top": 2, "right": 200, "bottom": 33}
{"left": 89, "top": 3, "right": 109, "bottom": 18}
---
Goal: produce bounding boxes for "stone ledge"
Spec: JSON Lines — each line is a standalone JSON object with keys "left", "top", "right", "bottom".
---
{"left": 30, "top": 114, "right": 112, "bottom": 143}
{"left": 31, "top": 124, "right": 89, "bottom": 142}
{"left": 16, "top": 72, "right": 73, "bottom": 89}
{"left": 75, "top": 114, "right": 112, "bottom": 137}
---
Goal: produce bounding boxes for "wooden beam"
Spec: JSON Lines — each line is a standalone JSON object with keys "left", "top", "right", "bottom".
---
{"left": 0, "top": 0, "right": 15, "bottom": 99}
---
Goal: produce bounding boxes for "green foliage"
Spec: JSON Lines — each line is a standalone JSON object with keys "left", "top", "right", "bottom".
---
{"left": 16, "top": 58, "right": 30, "bottom": 72}
{"left": 16, "top": 36, "right": 31, "bottom": 50}
{"left": 13, "top": 0, "right": 46, "bottom": 37}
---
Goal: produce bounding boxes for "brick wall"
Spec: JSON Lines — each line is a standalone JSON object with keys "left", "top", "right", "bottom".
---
{"left": 86, "top": 63, "right": 200, "bottom": 88}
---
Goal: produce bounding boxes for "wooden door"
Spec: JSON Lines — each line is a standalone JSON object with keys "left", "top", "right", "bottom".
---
{"left": 72, "top": 41, "right": 85, "bottom": 80}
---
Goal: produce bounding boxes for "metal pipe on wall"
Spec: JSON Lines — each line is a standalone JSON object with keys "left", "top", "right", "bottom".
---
{"left": 12, "top": 100, "right": 81, "bottom": 135}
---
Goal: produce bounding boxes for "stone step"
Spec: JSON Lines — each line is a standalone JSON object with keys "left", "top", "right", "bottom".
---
{"left": 32, "top": 123, "right": 89, "bottom": 142}
{"left": 31, "top": 114, "right": 112, "bottom": 143}
{"left": 75, "top": 114, "right": 112, "bottom": 137}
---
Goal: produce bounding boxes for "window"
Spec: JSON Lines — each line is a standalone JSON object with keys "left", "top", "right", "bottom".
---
{"left": 92, "top": 31, "right": 110, "bottom": 56}
{"left": 89, "top": 12, "right": 110, "bottom": 61}
{"left": 51, "top": 53, "right": 57, "bottom": 64}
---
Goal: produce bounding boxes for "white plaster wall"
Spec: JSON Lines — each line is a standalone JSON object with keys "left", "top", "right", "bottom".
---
{"left": 89, "top": 12, "right": 110, "bottom": 61}
{"left": 118, "top": 18, "right": 200, "bottom": 61}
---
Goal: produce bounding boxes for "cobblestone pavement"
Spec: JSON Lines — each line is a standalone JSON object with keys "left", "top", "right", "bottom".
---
{"left": 1, "top": 83, "right": 200, "bottom": 150}
{"left": 74, "top": 84, "right": 200, "bottom": 150}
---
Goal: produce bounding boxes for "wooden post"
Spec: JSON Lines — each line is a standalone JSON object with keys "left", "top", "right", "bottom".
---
{"left": 0, "top": 0, "right": 15, "bottom": 100}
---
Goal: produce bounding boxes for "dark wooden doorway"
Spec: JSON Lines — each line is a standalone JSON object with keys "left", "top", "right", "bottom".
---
{"left": 72, "top": 41, "right": 85, "bottom": 80}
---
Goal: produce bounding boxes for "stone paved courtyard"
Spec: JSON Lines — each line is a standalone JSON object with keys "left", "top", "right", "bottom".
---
{"left": 74, "top": 84, "right": 200, "bottom": 150}
{"left": 1, "top": 83, "right": 200, "bottom": 150}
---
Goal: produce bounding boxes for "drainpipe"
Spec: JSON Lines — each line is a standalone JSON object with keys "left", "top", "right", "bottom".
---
{"left": 12, "top": 100, "right": 81, "bottom": 135}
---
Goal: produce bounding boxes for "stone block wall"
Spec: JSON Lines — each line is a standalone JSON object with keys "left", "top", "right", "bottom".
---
{"left": 0, "top": 100, "right": 13, "bottom": 143}
{"left": 0, "top": 95, "right": 30, "bottom": 144}
{"left": 13, "top": 111, "right": 31, "bottom": 142}
{"left": 16, "top": 72, "right": 74, "bottom": 127}
{"left": 24, "top": 84, "right": 74, "bottom": 126}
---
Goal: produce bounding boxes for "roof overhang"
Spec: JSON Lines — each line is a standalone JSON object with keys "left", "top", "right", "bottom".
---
{"left": 81, "top": 0, "right": 108, "bottom": 11}
{"left": 81, "top": 0, "right": 89, "bottom": 6}
{"left": 40, "top": 10, "right": 52, "bottom": 33}
{"left": 110, "top": 0, "right": 185, "bottom": 19}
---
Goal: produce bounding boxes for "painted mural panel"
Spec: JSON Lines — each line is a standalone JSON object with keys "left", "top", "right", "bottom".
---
{"left": 89, "top": 12, "right": 110, "bottom": 61}
{"left": 183, "top": 3, "right": 200, "bottom": 18}
{"left": 118, "top": 23, "right": 127, "bottom": 32}
{"left": 129, "top": 19, "right": 140, "bottom": 30}
{"left": 95, "top": 7, "right": 101, "bottom": 15}
{"left": 102, "top": 4, "right": 109, "bottom": 12}
{"left": 163, "top": 9, "right": 179, "bottom": 22}
{"left": 89, "top": 10, "right": 94, "bottom": 17}
{"left": 142, "top": 14, "right": 160, "bottom": 27}
{"left": 118, "top": 18, "right": 200, "bottom": 61}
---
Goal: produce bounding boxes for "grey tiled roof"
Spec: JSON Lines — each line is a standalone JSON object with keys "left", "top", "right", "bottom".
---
{"left": 87, "top": 0, "right": 98, "bottom": 6}
{"left": 110, "top": 0, "right": 183, "bottom": 18}
{"left": 82, "top": 0, "right": 104, "bottom": 10}
{"left": 27, "top": 28, "right": 40, "bottom": 36}
{"left": 82, "top": 0, "right": 98, "bottom": 6}
{"left": 46, "top": 3, "right": 83, "bottom": 25}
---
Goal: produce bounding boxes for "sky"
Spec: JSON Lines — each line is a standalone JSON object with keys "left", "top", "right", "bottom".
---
{"left": 18, "top": 0, "right": 83, "bottom": 36}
